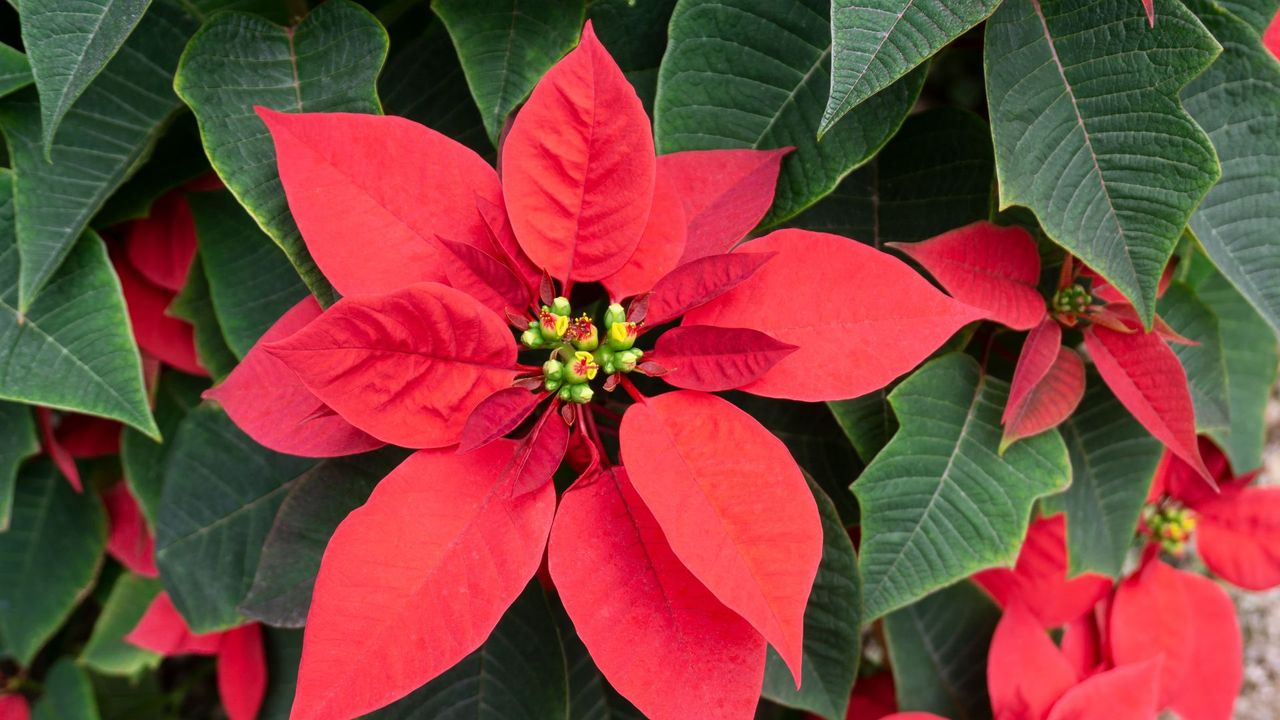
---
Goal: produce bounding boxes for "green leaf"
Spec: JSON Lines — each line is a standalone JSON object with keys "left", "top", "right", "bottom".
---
{"left": 587, "top": 0, "right": 677, "bottom": 113}
{"left": 187, "top": 189, "right": 308, "bottom": 358}
{"left": 823, "top": 0, "right": 1000, "bottom": 134}
{"left": 239, "top": 448, "right": 406, "bottom": 627}
{"left": 1157, "top": 281, "right": 1231, "bottom": 431}
{"left": 730, "top": 393, "right": 860, "bottom": 525}
{"left": 120, "top": 371, "right": 208, "bottom": 529}
{"left": 1217, "top": 0, "right": 1279, "bottom": 35}
{"left": 654, "top": 0, "right": 925, "bottom": 226}
{"left": 855, "top": 353, "right": 1071, "bottom": 620}
{"left": 883, "top": 581, "right": 998, "bottom": 720}
{"left": 19, "top": 0, "right": 152, "bottom": 154}
{"left": 1041, "top": 376, "right": 1163, "bottom": 578}
{"left": 0, "top": 461, "right": 106, "bottom": 664}
{"left": 762, "top": 477, "right": 860, "bottom": 720}
{"left": 80, "top": 573, "right": 163, "bottom": 676}
{"left": 259, "top": 628, "right": 304, "bottom": 720}
{"left": 90, "top": 671, "right": 167, "bottom": 720}
{"left": 985, "top": 0, "right": 1221, "bottom": 324}
{"left": 0, "top": 44, "right": 32, "bottom": 99}
{"left": 169, "top": 254, "right": 239, "bottom": 380}
{"left": 565, "top": 630, "right": 642, "bottom": 720}
{"left": 173, "top": 0, "right": 389, "bottom": 304}
{"left": 93, "top": 113, "right": 209, "bottom": 227}
{"left": 0, "top": 401, "right": 38, "bottom": 532}
{"left": 434, "top": 0, "right": 584, "bottom": 146}
{"left": 155, "top": 404, "right": 316, "bottom": 633}
{"left": 1184, "top": 253, "right": 1279, "bottom": 472}
{"left": 33, "top": 658, "right": 100, "bottom": 720}
{"left": 828, "top": 389, "right": 897, "bottom": 465}
{"left": 789, "top": 108, "right": 994, "bottom": 247}
{"left": 1181, "top": 0, "right": 1280, "bottom": 335}
{"left": 0, "top": 171, "right": 158, "bottom": 438}
{"left": 0, "top": 3, "right": 196, "bottom": 309}
{"left": 369, "top": 583, "right": 569, "bottom": 720}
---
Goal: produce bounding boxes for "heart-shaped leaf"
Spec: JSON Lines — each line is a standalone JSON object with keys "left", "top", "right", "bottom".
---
{"left": 655, "top": 325, "right": 797, "bottom": 392}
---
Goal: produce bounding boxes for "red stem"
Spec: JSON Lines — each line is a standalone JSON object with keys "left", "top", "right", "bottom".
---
{"left": 618, "top": 375, "right": 647, "bottom": 405}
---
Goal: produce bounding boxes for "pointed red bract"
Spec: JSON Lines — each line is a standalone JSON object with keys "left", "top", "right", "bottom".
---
{"left": 0, "top": 695, "right": 30, "bottom": 720}
{"left": 115, "top": 251, "right": 204, "bottom": 376}
{"left": 206, "top": 297, "right": 383, "bottom": 457}
{"left": 619, "top": 390, "right": 820, "bottom": 682}
{"left": 501, "top": 23, "right": 655, "bottom": 282}
{"left": 602, "top": 167, "right": 688, "bottom": 300}
{"left": 458, "top": 387, "right": 545, "bottom": 453}
{"left": 476, "top": 195, "right": 540, "bottom": 293}
{"left": 1108, "top": 560, "right": 1193, "bottom": 709}
{"left": 503, "top": 407, "right": 570, "bottom": 497}
{"left": 684, "top": 230, "right": 984, "bottom": 401}
{"left": 1083, "top": 324, "right": 1210, "bottom": 482}
{"left": 36, "top": 407, "right": 81, "bottom": 492}
{"left": 1141, "top": 0, "right": 1155, "bottom": 27}
{"left": 1044, "top": 660, "right": 1161, "bottom": 720}
{"left": 125, "top": 191, "right": 198, "bottom": 292}
{"left": 973, "top": 515, "right": 1112, "bottom": 628}
{"left": 217, "top": 624, "right": 267, "bottom": 720}
{"left": 292, "top": 444, "right": 555, "bottom": 720}
{"left": 654, "top": 325, "right": 797, "bottom": 392}
{"left": 1195, "top": 488, "right": 1280, "bottom": 591}
{"left": 103, "top": 482, "right": 158, "bottom": 578}
{"left": 890, "top": 221, "right": 1045, "bottom": 330}
{"left": 1005, "top": 318, "right": 1062, "bottom": 423}
{"left": 644, "top": 251, "right": 776, "bottom": 327}
{"left": 1061, "top": 612, "right": 1104, "bottom": 679}
{"left": 549, "top": 467, "right": 766, "bottom": 720}
{"left": 437, "top": 236, "right": 529, "bottom": 318}
{"left": 266, "top": 283, "right": 517, "bottom": 449}
{"left": 258, "top": 108, "right": 502, "bottom": 296}
{"left": 659, "top": 148, "right": 788, "bottom": 263}
{"left": 988, "top": 602, "right": 1077, "bottom": 720}
{"left": 1002, "top": 347, "right": 1085, "bottom": 450}
{"left": 126, "top": 592, "right": 223, "bottom": 656}
{"left": 1266, "top": 10, "right": 1280, "bottom": 59}
{"left": 1164, "top": 571, "right": 1242, "bottom": 720}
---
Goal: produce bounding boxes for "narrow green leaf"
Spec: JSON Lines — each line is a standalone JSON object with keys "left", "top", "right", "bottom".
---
{"left": 173, "top": 0, "right": 389, "bottom": 303}
{"left": 369, "top": 583, "right": 569, "bottom": 720}
{"left": 1184, "top": 254, "right": 1279, "bottom": 472}
{"left": 1157, "top": 281, "right": 1231, "bottom": 431}
{"left": 1041, "top": 376, "right": 1163, "bottom": 578}
{"left": 655, "top": 0, "right": 925, "bottom": 226}
{"left": 155, "top": 404, "right": 316, "bottom": 633}
{"left": 985, "top": 0, "right": 1221, "bottom": 323}
{"left": 565, "top": 629, "right": 642, "bottom": 720}
{"left": 883, "top": 581, "right": 998, "bottom": 720}
{"left": 0, "top": 401, "right": 38, "bottom": 532}
{"left": 120, "top": 371, "right": 208, "bottom": 529}
{"left": 32, "top": 658, "right": 100, "bottom": 720}
{"left": 169, "top": 254, "right": 238, "bottom": 380}
{"left": 0, "top": 171, "right": 158, "bottom": 438}
{"left": 0, "top": 44, "right": 32, "bottom": 99}
{"left": 239, "top": 448, "right": 406, "bottom": 627}
{"left": 823, "top": 0, "right": 1000, "bottom": 134}
{"left": 828, "top": 388, "right": 897, "bottom": 465}
{"left": 187, "top": 189, "right": 307, "bottom": 357}
{"left": 762, "top": 477, "right": 860, "bottom": 720}
{"left": 587, "top": 0, "right": 677, "bottom": 113}
{"left": 855, "top": 353, "right": 1071, "bottom": 620}
{"left": 0, "top": 461, "right": 106, "bottom": 664}
{"left": 434, "top": 0, "right": 584, "bottom": 145}
{"left": 1182, "top": 0, "right": 1280, "bottom": 335}
{"left": 80, "top": 574, "right": 163, "bottom": 676}
{"left": 0, "top": 3, "right": 196, "bottom": 309}
{"left": 19, "top": 0, "right": 152, "bottom": 153}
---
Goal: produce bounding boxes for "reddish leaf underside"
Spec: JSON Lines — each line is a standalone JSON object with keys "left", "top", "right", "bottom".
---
{"left": 1004, "top": 318, "right": 1062, "bottom": 424}
{"left": 1044, "top": 660, "right": 1161, "bottom": 720}
{"left": 1164, "top": 570, "right": 1242, "bottom": 720}
{"left": 476, "top": 194, "right": 541, "bottom": 294}
{"left": 458, "top": 387, "right": 545, "bottom": 453}
{"left": 126, "top": 592, "right": 223, "bottom": 656}
{"left": 436, "top": 236, "right": 530, "bottom": 319}
{"left": 1108, "top": 560, "right": 1194, "bottom": 709}
{"left": 973, "top": 515, "right": 1111, "bottom": 628}
{"left": 217, "top": 624, "right": 267, "bottom": 720}
{"left": 683, "top": 230, "right": 984, "bottom": 401}
{"left": 890, "top": 221, "right": 1046, "bottom": 331}
{"left": 602, "top": 165, "right": 688, "bottom": 300}
{"left": 500, "top": 22, "right": 655, "bottom": 282}
{"left": 619, "top": 390, "right": 820, "bottom": 682}
{"left": 653, "top": 325, "right": 797, "bottom": 392}
{"left": 1083, "top": 325, "right": 1211, "bottom": 483}
{"left": 115, "top": 251, "right": 204, "bottom": 377}
{"left": 258, "top": 108, "right": 502, "bottom": 296}
{"left": 987, "top": 602, "right": 1077, "bottom": 720}
{"left": 548, "top": 467, "right": 766, "bottom": 720}
{"left": 124, "top": 190, "right": 198, "bottom": 293}
{"left": 103, "top": 482, "right": 158, "bottom": 578}
{"left": 291, "top": 444, "right": 555, "bottom": 720}
{"left": 643, "top": 251, "right": 776, "bottom": 327}
{"left": 1195, "top": 488, "right": 1280, "bottom": 591}
{"left": 1001, "top": 347, "right": 1085, "bottom": 451}
{"left": 658, "top": 148, "right": 788, "bottom": 264}
{"left": 265, "top": 283, "right": 517, "bottom": 449}
{"left": 205, "top": 297, "right": 384, "bottom": 458}
{"left": 503, "top": 407, "right": 570, "bottom": 497}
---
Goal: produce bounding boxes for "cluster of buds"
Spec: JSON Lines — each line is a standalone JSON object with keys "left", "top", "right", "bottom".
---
{"left": 521, "top": 296, "right": 575, "bottom": 348}
{"left": 596, "top": 303, "right": 642, "bottom": 374}
{"left": 525, "top": 300, "right": 647, "bottom": 405}
{"left": 542, "top": 351, "right": 599, "bottom": 404}
{"left": 1052, "top": 283, "right": 1092, "bottom": 315}
{"left": 1141, "top": 502, "right": 1198, "bottom": 555}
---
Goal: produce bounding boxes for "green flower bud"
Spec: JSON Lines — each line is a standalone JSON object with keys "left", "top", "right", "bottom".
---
{"left": 544, "top": 377, "right": 561, "bottom": 392}
{"left": 569, "top": 383, "right": 594, "bottom": 404}
{"left": 563, "top": 351, "right": 599, "bottom": 385}
{"left": 538, "top": 310, "right": 569, "bottom": 341}
{"left": 558, "top": 386, "right": 573, "bottom": 402}
{"left": 542, "top": 359, "right": 564, "bottom": 383}
{"left": 551, "top": 296, "right": 572, "bottom": 316}
{"left": 566, "top": 315, "right": 599, "bottom": 351}
{"left": 606, "top": 321, "right": 638, "bottom": 351}
{"left": 603, "top": 303, "right": 627, "bottom": 329}
{"left": 615, "top": 349, "right": 639, "bottom": 373}
{"left": 520, "top": 328, "right": 543, "bottom": 348}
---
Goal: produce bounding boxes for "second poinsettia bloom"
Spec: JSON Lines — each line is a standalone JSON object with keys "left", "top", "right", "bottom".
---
{"left": 207, "top": 22, "right": 983, "bottom": 720}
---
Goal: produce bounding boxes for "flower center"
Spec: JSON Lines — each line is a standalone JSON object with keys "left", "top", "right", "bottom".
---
{"left": 1052, "top": 283, "right": 1092, "bottom": 315}
{"left": 523, "top": 299, "right": 644, "bottom": 404}
{"left": 1141, "top": 501, "right": 1197, "bottom": 555}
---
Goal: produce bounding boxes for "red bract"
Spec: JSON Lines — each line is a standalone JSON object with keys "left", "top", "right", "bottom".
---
{"left": 102, "top": 482, "right": 158, "bottom": 578}
{"left": 0, "top": 694, "right": 29, "bottom": 720}
{"left": 1001, "top": 319, "right": 1085, "bottom": 451}
{"left": 218, "top": 22, "right": 981, "bottom": 720}
{"left": 1147, "top": 437, "right": 1280, "bottom": 590}
{"left": 127, "top": 593, "right": 266, "bottom": 720}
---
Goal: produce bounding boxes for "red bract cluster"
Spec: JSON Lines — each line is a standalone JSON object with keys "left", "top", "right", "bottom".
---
{"left": 206, "top": 23, "right": 984, "bottom": 720}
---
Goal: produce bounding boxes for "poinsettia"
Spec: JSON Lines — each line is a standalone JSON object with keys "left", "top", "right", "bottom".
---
{"left": 33, "top": 407, "right": 119, "bottom": 492}
{"left": 896, "top": 222, "right": 1210, "bottom": 480}
{"left": 1145, "top": 436, "right": 1280, "bottom": 590}
{"left": 126, "top": 592, "right": 266, "bottom": 720}
{"left": 206, "top": 21, "right": 982, "bottom": 720}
